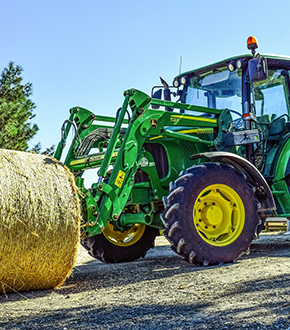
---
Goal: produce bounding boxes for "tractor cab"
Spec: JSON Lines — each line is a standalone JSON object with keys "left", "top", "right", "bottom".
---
{"left": 170, "top": 38, "right": 290, "bottom": 172}
{"left": 174, "top": 54, "right": 290, "bottom": 125}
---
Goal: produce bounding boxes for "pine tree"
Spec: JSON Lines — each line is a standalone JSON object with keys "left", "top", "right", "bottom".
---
{"left": 0, "top": 62, "right": 38, "bottom": 151}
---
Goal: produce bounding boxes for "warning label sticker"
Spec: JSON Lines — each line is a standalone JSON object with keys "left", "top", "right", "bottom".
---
{"left": 114, "top": 170, "right": 126, "bottom": 188}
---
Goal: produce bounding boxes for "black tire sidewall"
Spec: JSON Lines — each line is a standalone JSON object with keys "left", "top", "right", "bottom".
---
{"left": 87, "top": 226, "right": 159, "bottom": 263}
{"left": 174, "top": 164, "right": 259, "bottom": 263}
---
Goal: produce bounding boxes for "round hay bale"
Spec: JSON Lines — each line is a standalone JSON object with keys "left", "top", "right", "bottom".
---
{"left": 0, "top": 149, "right": 81, "bottom": 294}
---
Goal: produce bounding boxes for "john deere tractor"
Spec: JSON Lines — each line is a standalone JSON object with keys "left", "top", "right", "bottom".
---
{"left": 55, "top": 36, "right": 290, "bottom": 266}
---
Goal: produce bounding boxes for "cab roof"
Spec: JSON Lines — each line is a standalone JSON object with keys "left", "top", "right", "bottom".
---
{"left": 174, "top": 53, "right": 290, "bottom": 81}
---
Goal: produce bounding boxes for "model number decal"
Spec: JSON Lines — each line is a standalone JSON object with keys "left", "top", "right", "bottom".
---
{"left": 170, "top": 116, "right": 180, "bottom": 123}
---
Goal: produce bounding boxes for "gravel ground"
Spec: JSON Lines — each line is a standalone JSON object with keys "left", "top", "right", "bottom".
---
{"left": 1, "top": 234, "right": 290, "bottom": 330}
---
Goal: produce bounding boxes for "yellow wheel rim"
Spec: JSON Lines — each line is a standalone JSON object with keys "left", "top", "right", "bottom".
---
{"left": 103, "top": 221, "right": 146, "bottom": 247}
{"left": 193, "top": 184, "right": 245, "bottom": 246}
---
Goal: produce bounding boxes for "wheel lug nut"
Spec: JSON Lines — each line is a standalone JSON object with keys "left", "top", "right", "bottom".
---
{"left": 199, "top": 209, "right": 201, "bottom": 212}
{"left": 199, "top": 219, "right": 202, "bottom": 222}
{"left": 205, "top": 226, "right": 208, "bottom": 229}
{"left": 212, "top": 202, "right": 215, "bottom": 205}
{"left": 213, "top": 226, "right": 216, "bottom": 229}
{"left": 204, "top": 202, "right": 207, "bottom": 205}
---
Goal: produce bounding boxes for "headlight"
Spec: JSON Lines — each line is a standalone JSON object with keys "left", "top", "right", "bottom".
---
{"left": 228, "top": 61, "right": 236, "bottom": 72}
{"left": 173, "top": 79, "right": 180, "bottom": 88}
{"left": 180, "top": 76, "right": 187, "bottom": 85}
{"left": 236, "top": 59, "right": 244, "bottom": 69}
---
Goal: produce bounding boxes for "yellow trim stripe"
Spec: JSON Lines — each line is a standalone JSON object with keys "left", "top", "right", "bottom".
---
{"left": 70, "top": 151, "right": 119, "bottom": 166}
{"left": 171, "top": 114, "right": 217, "bottom": 123}
{"left": 149, "top": 135, "right": 162, "bottom": 141}
{"left": 149, "top": 128, "right": 213, "bottom": 141}
{"left": 177, "top": 128, "right": 214, "bottom": 134}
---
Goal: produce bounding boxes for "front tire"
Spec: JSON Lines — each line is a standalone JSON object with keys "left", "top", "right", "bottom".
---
{"left": 162, "top": 162, "right": 260, "bottom": 266}
{"left": 81, "top": 223, "right": 159, "bottom": 263}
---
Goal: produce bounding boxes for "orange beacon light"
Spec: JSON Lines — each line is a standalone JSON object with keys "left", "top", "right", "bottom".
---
{"left": 247, "top": 36, "right": 258, "bottom": 54}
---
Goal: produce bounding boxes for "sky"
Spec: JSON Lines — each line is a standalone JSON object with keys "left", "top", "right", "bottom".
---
{"left": 1, "top": 0, "right": 290, "bottom": 152}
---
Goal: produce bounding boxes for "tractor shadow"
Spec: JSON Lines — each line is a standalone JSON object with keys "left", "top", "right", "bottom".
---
{"left": 1, "top": 235, "right": 289, "bottom": 303}
{"left": 0, "top": 272, "right": 290, "bottom": 329}
{"left": 61, "top": 235, "right": 290, "bottom": 292}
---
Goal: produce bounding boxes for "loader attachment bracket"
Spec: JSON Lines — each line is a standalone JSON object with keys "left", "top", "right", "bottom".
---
{"left": 92, "top": 182, "right": 122, "bottom": 216}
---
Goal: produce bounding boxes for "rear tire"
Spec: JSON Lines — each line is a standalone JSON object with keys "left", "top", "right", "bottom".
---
{"left": 161, "top": 162, "right": 260, "bottom": 265}
{"left": 81, "top": 224, "right": 159, "bottom": 263}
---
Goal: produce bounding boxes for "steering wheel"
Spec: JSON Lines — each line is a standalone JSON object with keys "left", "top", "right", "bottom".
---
{"left": 228, "top": 109, "right": 243, "bottom": 129}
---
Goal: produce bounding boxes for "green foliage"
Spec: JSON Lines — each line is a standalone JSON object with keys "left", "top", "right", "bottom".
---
{"left": 0, "top": 62, "right": 38, "bottom": 151}
{"left": 30, "top": 142, "right": 55, "bottom": 157}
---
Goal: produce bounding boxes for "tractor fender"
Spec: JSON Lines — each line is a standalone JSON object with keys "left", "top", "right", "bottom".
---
{"left": 190, "top": 151, "right": 275, "bottom": 217}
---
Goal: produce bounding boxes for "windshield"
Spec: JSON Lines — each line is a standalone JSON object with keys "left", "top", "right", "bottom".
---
{"left": 253, "top": 69, "right": 290, "bottom": 118}
{"left": 183, "top": 66, "right": 243, "bottom": 117}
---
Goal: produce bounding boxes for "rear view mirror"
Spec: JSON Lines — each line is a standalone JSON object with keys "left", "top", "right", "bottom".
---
{"left": 151, "top": 89, "right": 162, "bottom": 109}
{"left": 152, "top": 89, "right": 162, "bottom": 100}
{"left": 249, "top": 56, "right": 268, "bottom": 82}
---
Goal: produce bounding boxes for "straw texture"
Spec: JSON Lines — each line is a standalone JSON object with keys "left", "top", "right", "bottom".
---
{"left": 0, "top": 149, "right": 81, "bottom": 293}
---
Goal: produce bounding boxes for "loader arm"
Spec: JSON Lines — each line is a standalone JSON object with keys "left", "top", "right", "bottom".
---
{"left": 56, "top": 89, "right": 222, "bottom": 237}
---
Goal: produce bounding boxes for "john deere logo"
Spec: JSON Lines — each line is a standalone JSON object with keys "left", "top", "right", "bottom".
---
{"left": 150, "top": 118, "right": 158, "bottom": 128}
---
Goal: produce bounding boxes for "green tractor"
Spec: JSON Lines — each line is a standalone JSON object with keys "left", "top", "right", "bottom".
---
{"left": 55, "top": 36, "right": 290, "bottom": 266}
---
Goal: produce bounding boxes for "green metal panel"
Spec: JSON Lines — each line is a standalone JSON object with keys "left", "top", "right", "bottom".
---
{"left": 272, "top": 180, "right": 290, "bottom": 215}
{"left": 273, "top": 137, "right": 290, "bottom": 182}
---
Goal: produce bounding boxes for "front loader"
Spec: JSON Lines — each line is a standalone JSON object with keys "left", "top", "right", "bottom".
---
{"left": 55, "top": 36, "right": 290, "bottom": 266}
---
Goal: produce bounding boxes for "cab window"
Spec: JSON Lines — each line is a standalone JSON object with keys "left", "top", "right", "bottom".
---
{"left": 254, "top": 69, "right": 290, "bottom": 119}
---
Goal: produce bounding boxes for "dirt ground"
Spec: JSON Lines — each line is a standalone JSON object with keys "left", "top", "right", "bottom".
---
{"left": 1, "top": 233, "right": 290, "bottom": 330}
